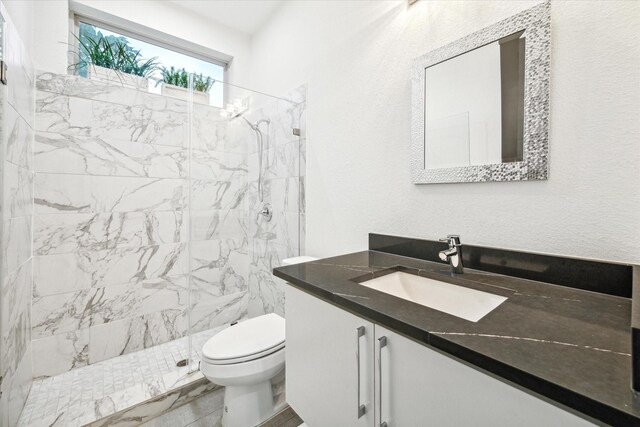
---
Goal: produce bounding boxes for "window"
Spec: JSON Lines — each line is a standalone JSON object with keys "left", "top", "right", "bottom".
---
{"left": 75, "top": 20, "right": 225, "bottom": 107}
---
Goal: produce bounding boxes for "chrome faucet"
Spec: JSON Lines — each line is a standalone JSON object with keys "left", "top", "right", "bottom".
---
{"left": 438, "top": 235, "right": 464, "bottom": 274}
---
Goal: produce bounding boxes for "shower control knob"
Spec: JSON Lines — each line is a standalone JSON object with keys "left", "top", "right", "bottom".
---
{"left": 257, "top": 204, "right": 273, "bottom": 222}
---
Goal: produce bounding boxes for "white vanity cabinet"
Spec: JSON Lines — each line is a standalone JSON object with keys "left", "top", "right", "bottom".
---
{"left": 286, "top": 286, "right": 375, "bottom": 426}
{"left": 286, "top": 286, "right": 594, "bottom": 427}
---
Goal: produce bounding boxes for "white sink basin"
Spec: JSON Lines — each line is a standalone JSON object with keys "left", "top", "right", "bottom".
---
{"left": 359, "top": 271, "right": 507, "bottom": 322}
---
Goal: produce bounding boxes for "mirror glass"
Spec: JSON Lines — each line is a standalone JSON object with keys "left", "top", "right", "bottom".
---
{"left": 424, "top": 31, "right": 525, "bottom": 169}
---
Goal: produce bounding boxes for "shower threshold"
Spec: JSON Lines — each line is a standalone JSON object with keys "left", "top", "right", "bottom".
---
{"left": 17, "top": 326, "right": 228, "bottom": 427}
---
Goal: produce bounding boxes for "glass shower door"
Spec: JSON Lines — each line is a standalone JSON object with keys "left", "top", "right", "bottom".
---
{"left": 186, "top": 77, "right": 306, "bottom": 368}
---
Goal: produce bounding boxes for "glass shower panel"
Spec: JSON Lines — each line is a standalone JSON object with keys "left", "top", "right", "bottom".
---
{"left": 186, "top": 77, "right": 306, "bottom": 368}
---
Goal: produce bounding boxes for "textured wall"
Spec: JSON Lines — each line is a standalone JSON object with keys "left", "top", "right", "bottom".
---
{"left": 0, "top": 2, "right": 36, "bottom": 426}
{"left": 249, "top": 0, "right": 640, "bottom": 263}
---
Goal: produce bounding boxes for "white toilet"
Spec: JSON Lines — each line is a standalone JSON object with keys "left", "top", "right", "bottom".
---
{"left": 201, "top": 313, "right": 285, "bottom": 427}
{"left": 200, "top": 256, "right": 317, "bottom": 427}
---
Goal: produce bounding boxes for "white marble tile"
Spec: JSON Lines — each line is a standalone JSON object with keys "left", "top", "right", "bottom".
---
{"left": 192, "top": 106, "right": 229, "bottom": 152}
{"left": 36, "top": 71, "right": 188, "bottom": 114}
{"left": 141, "top": 309, "right": 187, "bottom": 348}
{"left": 33, "top": 253, "right": 91, "bottom": 296}
{"left": 32, "top": 329, "right": 90, "bottom": 378}
{"left": 92, "top": 99, "right": 187, "bottom": 147}
{"left": 4, "top": 350, "right": 32, "bottom": 427}
{"left": 191, "top": 177, "right": 247, "bottom": 211}
{"left": 250, "top": 210, "right": 300, "bottom": 251}
{"left": 1, "top": 216, "right": 32, "bottom": 276}
{"left": 141, "top": 276, "right": 187, "bottom": 316}
{"left": 3, "top": 161, "right": 33, "bottom": 219}
{"left": 33, "top": 211, "right": 187, "bottom": 256}
{"left": 0, "top": 301, "right": 30, "bottom": 387}
{"left": 91, "top": 283, "right": 141, "bottom": 325}
{"left": 139, "top": 388, "right": 223, "bottom": 427}
{"left": 250, "top": 239, "right": 297, "bottom": 273}
{"left": 269, "top": 103, "right": 301, "bottom": 150}
{"left": 4, "top": 103, "right": 34, "bottom": 169}
{"left": 89, "top": 317, "right": 145, "bottom": 365}
{"left": 248, "top": 240, "right": 297, "bottom": 318}
{"left": 19, "top": 326, "right": 226, "bottom": 427}
{"left": 224, "top": 119, "right": 256, "bottom": 154}
{"left": 0, "top": 13, "right": 34, "bottom": 425}
{"left": 249, "top": 140, "right": 301, "bottom": 183}
{"left": 34, "top": 131, "right": 186, "bottom": 178}
{"left": 1, "top": 258, "right": 32, "bottom": 382}
{"left": 37, "top": 71, "right": 112, "bottom": 99}
{"left": 35, "top": 173, "right": 187, "bottom": 214}
{"left": 190, "top": 236, "right": 248, "bottom": 293}
{"left": 268, "top": 177, "right": 301, "bottom": 213}
{"left": 190, "top": 291, "right": 248, "bottom": 334}
{"left": 190, "top": 209, "right": 247, "bottom": 242}
{"left": 35, "top": 91, "right": 93, "bottom": 136}
{"left": 248, "top": 266, "right": 288, "bottom": 318}
{"left": 34, "top": 243, "right": 188, "bottom": 297}
{"left": 36, "top": 90, "right": 188, "bottom": 149}
{"left": 190, "top": 149, "right": 247, "bottom": 181}
{"left": 141, "top": 106, "right": 189, "bottom": 148}
{"left": 31, "top": 289, "right": 95, "bottom": 339}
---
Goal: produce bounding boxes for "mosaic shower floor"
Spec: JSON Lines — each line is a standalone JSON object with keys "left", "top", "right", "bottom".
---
{"left": 18, "top": 327, "right": 226, "bottom": 427}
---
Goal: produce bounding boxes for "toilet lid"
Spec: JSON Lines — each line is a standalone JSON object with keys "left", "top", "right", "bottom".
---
{"left": 202, "top": 313, "right": 285, "bottom": 363}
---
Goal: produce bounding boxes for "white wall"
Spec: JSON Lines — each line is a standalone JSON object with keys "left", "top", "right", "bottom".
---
{"left": 249, "top": 0, "right": 640, "bottom": 264}
{"left": 3, "top": 0, "right": 33, "bottom": 52}
{"left": 32, "top": 0, "right": 253, "bottom": 84}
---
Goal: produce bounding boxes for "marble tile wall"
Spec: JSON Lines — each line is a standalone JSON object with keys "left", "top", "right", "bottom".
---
{"left": 246, "top": 86, "right": 306, "bottom": 318}
{"left": 0, "top": 5, "right": 36, "bottom": 427}
{"left": 31, "top": 71, "right": 305, "bottom": 384}
{"left": 187, "top": 101, "right": 250, "bottom": 338}
{"left": 31, "top": 73, "right": 251, "bottom": 379}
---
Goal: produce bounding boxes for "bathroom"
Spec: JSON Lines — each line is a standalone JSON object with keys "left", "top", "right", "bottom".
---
{"left": 0, "top": 0, "right": 638, "bottom": 426}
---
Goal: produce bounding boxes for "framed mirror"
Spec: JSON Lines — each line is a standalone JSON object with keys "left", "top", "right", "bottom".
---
{"left": 411, "top": 1, "right": 550, "bottom": 184}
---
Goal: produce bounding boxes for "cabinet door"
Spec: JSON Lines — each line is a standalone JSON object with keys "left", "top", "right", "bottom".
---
{"left": 374, "top": 325, "right": 594, "bottom": 427}
{"left": 286, "top": 285, "right": 375, "bottom": 427}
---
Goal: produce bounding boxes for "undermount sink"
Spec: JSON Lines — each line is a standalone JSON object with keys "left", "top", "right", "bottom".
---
{"left": 359, "top": 271, "right": 507, "bottom": 322}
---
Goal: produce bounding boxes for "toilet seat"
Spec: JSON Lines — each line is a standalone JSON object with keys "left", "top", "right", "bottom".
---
{"left": 202, "top": 313, "right": 285, "bottom": 365}
{"left": 203, "top": 341, "right": 285, "bottom": 365}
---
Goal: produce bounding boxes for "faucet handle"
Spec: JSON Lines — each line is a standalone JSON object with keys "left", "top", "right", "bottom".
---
{"left": 439, "top": 235, "right": 461, "bottom": 246}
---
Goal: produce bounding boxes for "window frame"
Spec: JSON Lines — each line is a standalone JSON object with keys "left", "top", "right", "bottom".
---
{"left": 69, "top": 6, "right": 230, "bottom": 105}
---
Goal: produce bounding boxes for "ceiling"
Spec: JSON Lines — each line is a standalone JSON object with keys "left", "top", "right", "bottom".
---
{"left": 167, "top": 0, "right": 284, "bottom": 35}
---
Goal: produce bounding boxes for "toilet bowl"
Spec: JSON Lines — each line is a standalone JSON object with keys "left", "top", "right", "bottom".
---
{"left": 201, "top": 313, "right": 286, "bottom": 427}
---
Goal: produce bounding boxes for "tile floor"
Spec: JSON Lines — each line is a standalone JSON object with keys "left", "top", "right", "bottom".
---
{"left": 18, "top": 327, "right": 226, "bottom": 427}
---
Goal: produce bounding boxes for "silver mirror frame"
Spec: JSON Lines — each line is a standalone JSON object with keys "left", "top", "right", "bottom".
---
{"left": 411, "top": 1, "right": 550, "bottom": 184}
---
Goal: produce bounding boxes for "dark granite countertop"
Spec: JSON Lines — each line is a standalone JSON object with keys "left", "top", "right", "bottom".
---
{"left": 274, "top": 250, "right": 638, "bottom": 426}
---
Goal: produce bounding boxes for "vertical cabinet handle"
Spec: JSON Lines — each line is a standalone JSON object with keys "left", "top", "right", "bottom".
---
{"left": 378, "top": 336, "right": 388, "bottom": 427}
{"left": 356, "top": 326, "right": 366, "bottom": 418}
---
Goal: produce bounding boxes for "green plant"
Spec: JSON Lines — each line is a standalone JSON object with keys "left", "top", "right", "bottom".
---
{"left": 158, "top": 66, "right": 189, "bottom": 88}
{"left": 193, "top": 73, "right": 214, "bottom": 93}
{"left": 157, "top": 67, "right": 215, "bottom": 93}
{"left": 70, "top": 32, "right": 158, "bottom": 78}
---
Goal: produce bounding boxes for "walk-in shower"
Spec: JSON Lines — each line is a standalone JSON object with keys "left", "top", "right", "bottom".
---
{"left": 13, "top": 62, "right": 306, "bottom": 425}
